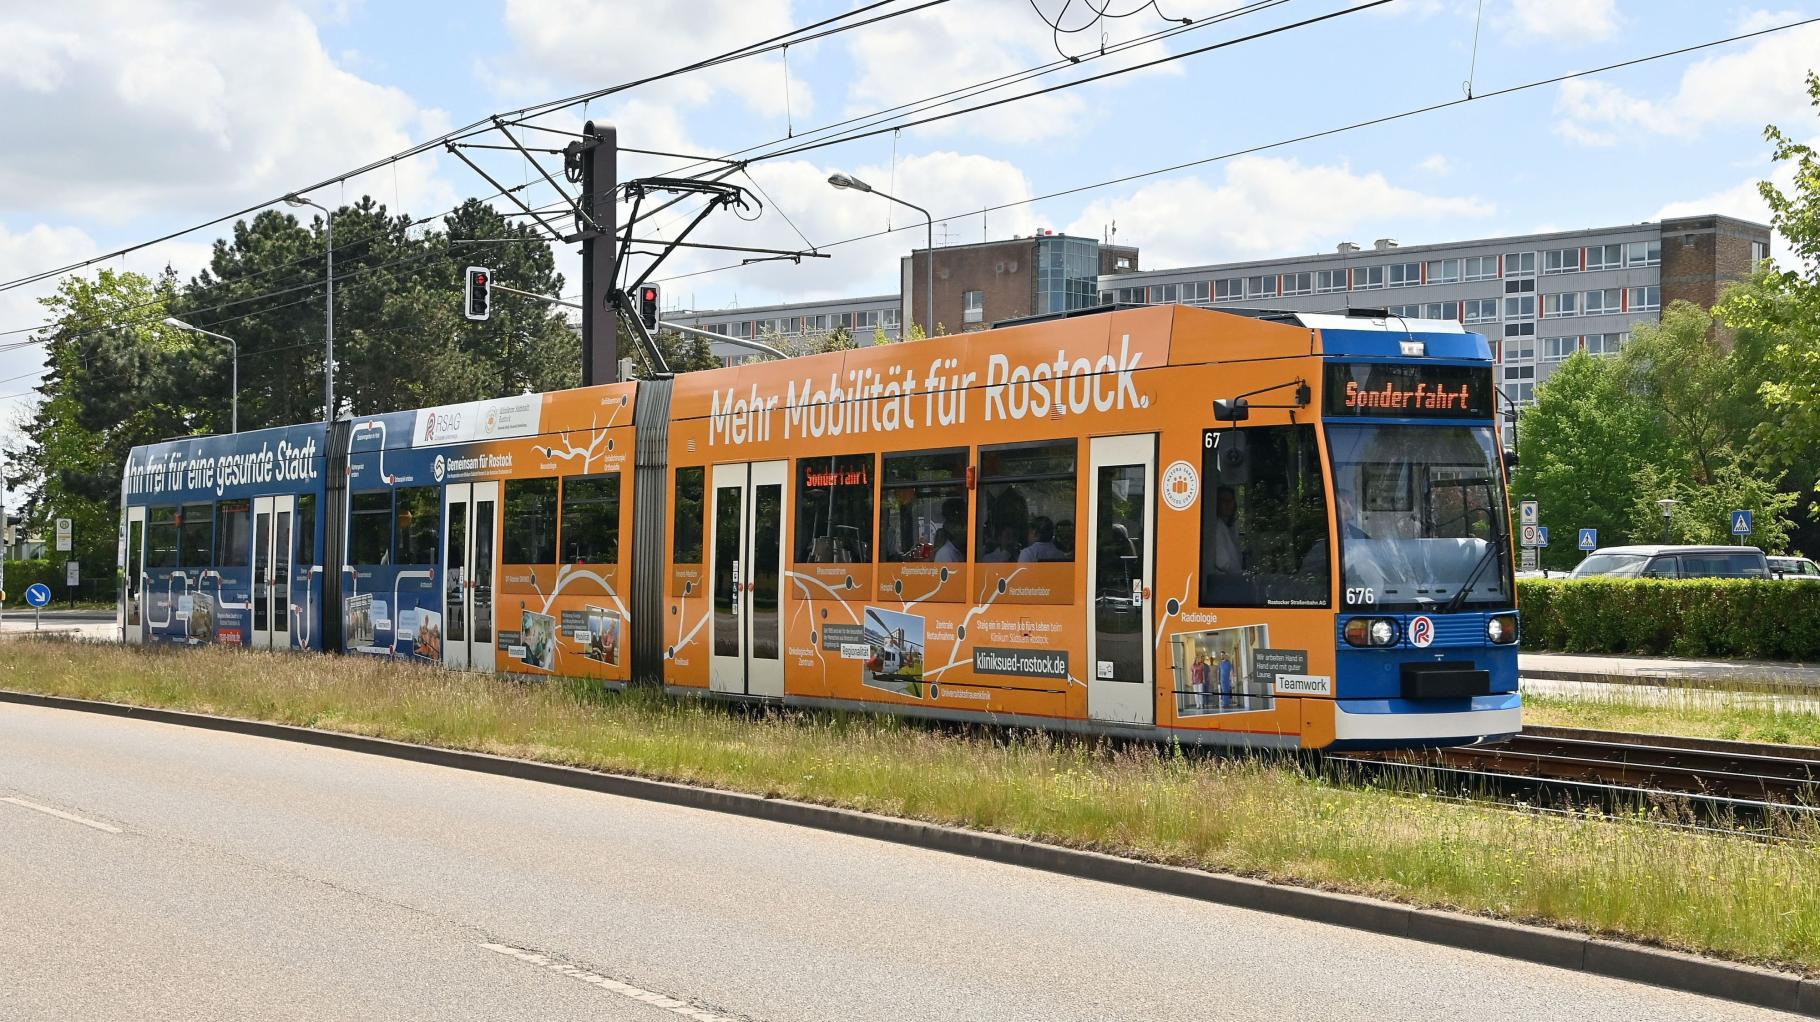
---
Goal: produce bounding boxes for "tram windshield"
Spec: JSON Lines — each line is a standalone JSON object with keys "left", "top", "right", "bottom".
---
{"left": 1326, "top": 423, "right": 1513, "bottom": 612}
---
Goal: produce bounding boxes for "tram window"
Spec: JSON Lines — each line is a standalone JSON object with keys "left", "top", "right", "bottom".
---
{"left": 394, "top": 486, "right": 441, "bottom": 565}
{"left": 561, "top": 474, "right": 621, "bottom": 564}
{"left": 1199, "top": 425, "right": 1330, "bottom": 608}
{"left": 295, "top": 494, "right": 316, "bottom": 565}
{"left": 147, "top": 506, "right": 179, "bottom": 568}
{"left": 503, "top": 477, "right": 559, "bottom": 564}
{"left": 178, "top": 502, "right": 214, "bottom": 567}
{"left": 879, "top": 449, "right": 968, "bottom": 563}
{"left": 796, "top": 454, "right": 874, "bottom": 563}
{"left": 977, "top": 441, "right": 1077, "bottom": 564}
{"left": 673, "top": 466, "right": 705, "bottom": 563}
{"left": 349, "top": 491, "right": 393, "bottom": 564}
{"left": 216, "top": 499, "right": 251, "bottom": 566}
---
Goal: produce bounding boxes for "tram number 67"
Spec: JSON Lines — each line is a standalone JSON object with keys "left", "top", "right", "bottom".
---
{"left": 1345, "top": 587, "right": 1376, "bottom": 606}
{"left": 1203, "top": 430, "right": 1221, "bottom": 449}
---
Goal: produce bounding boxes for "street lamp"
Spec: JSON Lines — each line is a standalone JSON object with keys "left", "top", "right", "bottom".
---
{"left": 163, "top": 318, "right": 239, "bottom": 433}
{"left": 284, "top": 194, "right": 335, "bottom": 422}
{"left": 829, "top": 172, "right": 932, "bottom": 339}
{"left": 1657, "top": 498, "right": 1678, "bottom": 545}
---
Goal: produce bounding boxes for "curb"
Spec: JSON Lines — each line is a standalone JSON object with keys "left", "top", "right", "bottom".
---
{"left": 4, "top": 688, "right": 1816, "bottom": 1016}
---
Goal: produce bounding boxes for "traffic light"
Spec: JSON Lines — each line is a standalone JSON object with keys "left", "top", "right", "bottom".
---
{"left": 637, "top": 284, "right": 659, "bottom": 330}
{"left": 465, "top": 266, "right": 491, "bottom": 321}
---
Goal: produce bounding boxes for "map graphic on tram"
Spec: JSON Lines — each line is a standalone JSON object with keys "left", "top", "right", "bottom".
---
{"left": 863, "top": 607, "right": 926, "bottom": 698}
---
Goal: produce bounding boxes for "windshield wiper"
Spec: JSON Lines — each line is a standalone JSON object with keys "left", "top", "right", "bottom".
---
{"left": 1441, "top": 512, "right": 1508, "bottom": 616}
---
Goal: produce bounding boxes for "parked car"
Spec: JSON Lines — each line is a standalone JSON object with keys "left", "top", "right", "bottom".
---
{"left": 1768, "top": 555, "right": 1820, "bottom": 580}
{"left": 1569, "top": 545, "right": 1771, "bottom": 579}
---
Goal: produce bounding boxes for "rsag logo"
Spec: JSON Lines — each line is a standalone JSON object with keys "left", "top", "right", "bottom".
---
{"left": 1408, "top": 615, "right": 1435, "bottom": 648}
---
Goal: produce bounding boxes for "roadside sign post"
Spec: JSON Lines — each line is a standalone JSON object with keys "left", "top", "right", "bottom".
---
{"left": 24, "top": 582, "right": 51, "bottom": 632}
{"left": 1520, "top": 524, "right": 1540, "bottom": 548}
{"left": 66, "top": 561, "right": 79, "bottom": 604}
{"left": 54, "top": 517, "right": 72, "bottom": 553}
{"left": 1519, "top": 501, "right": 1539, "bottom": 527}
{"left": 1731, "top": 510, "right": 1753, "bottom": 545}
{"left": 1537, "top": 527, "right": 1549, "bottom": 548}
{"left": 1578, "top": 528, "right": 1598, "bottom": 552}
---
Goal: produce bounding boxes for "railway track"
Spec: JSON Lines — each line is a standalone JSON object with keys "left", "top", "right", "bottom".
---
{"left": 1331, "top": 726, "right": 1820, "bottom": 829}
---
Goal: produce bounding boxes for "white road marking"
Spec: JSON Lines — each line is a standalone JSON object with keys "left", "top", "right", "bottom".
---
{"left": 481, "top": 942, "right": 736, "bottom": 1020}
{"left": 1, "top": 796, "right": 122, "bottom": 834}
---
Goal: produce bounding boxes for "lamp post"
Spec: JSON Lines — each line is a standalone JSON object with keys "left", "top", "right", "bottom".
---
{"left": 1657, "top": 498, "right": 1678, "bottom": 545}
{"left": 284, "top": 195, "right": 335, "bottom": 422}
{"left": 829, "top": 172, "right": 932, "bottom": 338}
{"left": 163, "top": 318, "right": 239, "bottom": 433}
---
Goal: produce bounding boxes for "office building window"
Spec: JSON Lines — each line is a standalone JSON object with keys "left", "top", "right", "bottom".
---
{"left": 883, "top": 308, "right": 900, "bottom": 327}
{"left": 1542, "top": 336, "right": 1579, "bottom": 361}
{"left": 1504, "top": 251, "right": 1536, "bottom": 276}
{"left": 1504, "top": 295, "right": 1536, "bottom": 320}
{"left": 1583, "top": 333, "right": 1624, "bottom": 356}
{"left": 1504, "top": 277, "right": 1535, "bottom": 295}
{"left": 1214, "top": 278, "right": 1244, "bottom": 302}
{"left": 1280, "top": 271, "right": 1313, "bottom": 295}
{"left": 1585, "top": 243, "right": 1623, "bottom": 271}
{"left": 1751, "top": 240, "right": 1771, "bottom": 264}
{"left": 1245, "top": 274, "right": 1275, "bottom": 298}
{"left": 1463, "top": 298, "right": 1500, "bottom": 324}
{"left": 1504, "top": 321, "right": 1536, "bottom": 338}
{"left": 963, "top": 289, "right": 984, "bottom": 323}
{"left": 1462, "top": 255, "right": 1499, "bottom": 281}
{"left": 1542, "top": 292, "right": 1577, "bottom": 318}
{"left": 1625, "top": 240, "right": 1662, "bottom": 266}
{"left": 1627, "top": 285, "right": 1661, "bottom": 311}
{"left": 1504, "top": 364, "right": 1535, "bottom": 382}
{"left": 1314, "top": 269, "right": 1347, "bottom": 293}
{"left": 1387, "top": 262, "right": 1421, "bottom": 287}
{"left": 1149, "top": 283, "right": 1177, "bottom": 304}
{"left": 1353, "top": 265, "right": 1385, "bottom": 290}
{"left": 1542, "top": 248, "right": 1580, "bottom": 274}
{"left": 1428, "top": 301, "right": 1460, "bottom": 320}
{"left": 1503, "top": 338, "right": 1535, "bottom": 362}
{"left": 1181, "top": 280, "right": 1211, "bottom": 304}
{"left": 1426, "top": 258, "right": 1460, "bottom": 284}
{"left": 1582, "top": 288, "right": 1620, "bottom": 315}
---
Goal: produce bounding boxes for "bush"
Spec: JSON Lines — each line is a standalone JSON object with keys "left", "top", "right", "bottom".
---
{"left": 1518, "top": 578, "right": 1820, "bottom": 659}
{"left": 1, "top": 559, "right": 119, "bottom": 605}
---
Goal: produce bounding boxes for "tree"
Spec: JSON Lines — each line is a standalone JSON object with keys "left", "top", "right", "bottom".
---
{"left": 1513, "top": 351, "right": 1672, "bottom": 569}
{"left": 1616, "top": 302, "right": 1766, "bottom": 486}
{"left": 1628, "top": 459, "right": 1799, "bottom": 551}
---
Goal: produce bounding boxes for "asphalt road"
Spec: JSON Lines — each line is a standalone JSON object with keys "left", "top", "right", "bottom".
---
{"left": 0, "top": 703, "right": 1802, "bottom": 1022}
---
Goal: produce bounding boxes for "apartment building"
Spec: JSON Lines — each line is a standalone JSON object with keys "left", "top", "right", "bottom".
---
{"left": 664, "top": 294, "right": 904, "bottom": 366}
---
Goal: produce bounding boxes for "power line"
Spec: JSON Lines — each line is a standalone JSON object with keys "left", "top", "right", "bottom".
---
{"left": 0, "top": 0, "right": 949, "bottom": 299}
{"left": 656, "top": 14, "right": 1820, "bottom": 286}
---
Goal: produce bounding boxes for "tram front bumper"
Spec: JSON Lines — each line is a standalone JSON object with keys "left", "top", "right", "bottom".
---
{"left": 1329, "top": 693, "right": 1521, "bottom": 748}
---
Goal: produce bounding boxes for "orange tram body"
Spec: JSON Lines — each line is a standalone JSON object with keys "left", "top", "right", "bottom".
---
{"left": 120, "top": 304, "right": 1521, "bottom": 749}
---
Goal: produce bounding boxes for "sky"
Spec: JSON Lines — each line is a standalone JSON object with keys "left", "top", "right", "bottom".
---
{"left": 2, "top": 0, "right": 1818, "bottom": 437}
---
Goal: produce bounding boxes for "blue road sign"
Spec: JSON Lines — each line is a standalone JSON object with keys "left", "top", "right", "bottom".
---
{"left": 1537, "top": 526, "right": 1550, "bottom": 547}
{"left": 1732, "top": 509, "right": 1754, "bottom": 536}
{"left": 1578, "top": 528, "right": 1598, "bottom": 551}
{"left": 24, "top": 583, "right": 52, "bottom": 608}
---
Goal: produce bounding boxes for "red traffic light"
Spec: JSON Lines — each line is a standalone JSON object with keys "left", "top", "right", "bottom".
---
{"left": 641, "top": 287, "right": 656, "bottom": 301}
{"left": 474, "top": 272, "right": 488, "bottom": 285}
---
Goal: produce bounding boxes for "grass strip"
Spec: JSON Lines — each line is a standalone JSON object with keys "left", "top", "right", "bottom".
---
{"left": 1523, "top": 685, "right": 1820, "bottom": 747}
{"left": 5, "top": 639, "right": 1819, "bottom": 974}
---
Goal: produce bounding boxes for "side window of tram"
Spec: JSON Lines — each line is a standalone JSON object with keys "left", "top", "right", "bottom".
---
{"left": 673, "top": 467, "right": 705, "bottom": 564}
{"left": 1199, "top": 425, "right": 1331, "bottom": 608}
{"left": 178, "top": 502, "right": 214, "bottom": 567}
{"left": 349, "top": 491, "right": 393, "bottom": 565}
{"left": 560, "top": 474, "right": 620, "bottom": 564}
{"left": 879, "top": 449, "right": 968, "bottom": 563}
{"left": 503, "top": 478, "right": 559, "bottom": 564}
{"left": 215, "top": 499, "right": 251, "bottom": 566}
{"left": 975, "top": 441, "right": 1077, "bottom": 564}
{"left": 796, "top": 454, "right": 874, "bottom": 563}
{"left": 295, "top": 494, "right": 317, "bottom": 566}
{"left": 394, "top": 486, "right": 441, "bottom": 565}
{"left": 147, "top": 506, "right": 179, "bottom": 568}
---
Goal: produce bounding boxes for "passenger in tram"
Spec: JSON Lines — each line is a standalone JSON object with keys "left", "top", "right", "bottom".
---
{"left": 934, "top": 497, "right": 966, "bottom": 562}
{"left": 1018, "top": 516, "right": 1067, "bottom": 562}
{"left": 1207, "top": 486, "right": 1243, "bottom": 574}
{"left": 980, "top": 522, "right": 1023, "bottom": 562}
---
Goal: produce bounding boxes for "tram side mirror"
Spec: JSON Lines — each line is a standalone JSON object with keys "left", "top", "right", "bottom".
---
{"left": 1213, "top": 397, "right": 1250, "bottom": 422}
{"left": 1502, "top": 449, "right": 1519, "bottom": 473}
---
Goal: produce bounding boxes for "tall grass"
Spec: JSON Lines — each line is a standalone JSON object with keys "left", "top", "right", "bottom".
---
{"left": 5, "top": 639, "right": 1819, "bottom": 974}
{"left": 1523, "top": 680, "right": 1820, "bottom": 746}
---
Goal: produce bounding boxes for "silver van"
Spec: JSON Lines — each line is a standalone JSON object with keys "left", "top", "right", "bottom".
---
{"left": 1570, "top": 545, "right": 1771, "bottom": 579}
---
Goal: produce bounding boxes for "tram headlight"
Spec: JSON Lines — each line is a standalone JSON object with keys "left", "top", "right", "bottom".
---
{"left": 1487, "top": 613, "right": 1519, "bottom": 645}
{"left": 1344, "top": 617, "right": 1400, "bottom": 648}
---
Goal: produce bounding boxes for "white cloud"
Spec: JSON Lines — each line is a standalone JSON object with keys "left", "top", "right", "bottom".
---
{"left": 1060, "top": 157, "right": 1495, "bottom": 268}
{"left": 1418, "top": 154, "right": 1453, "bottom": 175}
{"left": 1553, "top": 19, "right": 1820, "bottom": 145}
{"left": 489, "top": 0, "right": 810, "bottom": 120}
{"left": 0, "top": 1, "right": 455, "bottom": 224}
{"left": 1656, "top": 141, "right": 1808, "bottom": 264}
{"left": 1500, "top": 0, "right": 1620, "bottom": 43}
{"left": 0, "top": 221, "right": 101, "bottom": 422}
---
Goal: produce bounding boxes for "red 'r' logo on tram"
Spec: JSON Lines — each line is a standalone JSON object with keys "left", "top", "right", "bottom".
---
{"left": 1409, "top": 616, "right": 1435, "bottom": 648}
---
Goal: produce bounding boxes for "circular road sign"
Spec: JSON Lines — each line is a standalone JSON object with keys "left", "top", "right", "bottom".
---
{"left": 24, "top": 583, "right": 53, "bottom": 608}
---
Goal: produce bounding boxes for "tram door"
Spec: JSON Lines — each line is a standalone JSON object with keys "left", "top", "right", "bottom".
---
{"left": 708, "top": 461, "right": 787, "bottom": 698}
{"left": 1086, "top": 433, "right": 1157, "bottom": 725}
{"left": 442, "top": 481, "right": 499, "bottom": 672}
{"left": 123, "top": 506, "right": 146, "bottom": 645}
{"left": 250, "top": 495, "right": 294, "bottom": 650}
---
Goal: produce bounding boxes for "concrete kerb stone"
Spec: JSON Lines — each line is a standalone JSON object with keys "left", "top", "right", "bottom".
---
{"left": 1, "top": 687, "right": 1811, "bottom": 1017}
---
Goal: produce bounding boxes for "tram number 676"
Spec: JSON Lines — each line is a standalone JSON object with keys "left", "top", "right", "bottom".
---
{"left": 1345, "top": 587, "right": 1376, "bottom": 606}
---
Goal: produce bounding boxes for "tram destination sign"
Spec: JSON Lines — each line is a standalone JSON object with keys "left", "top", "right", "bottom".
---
{"left": 1324, "top": 362, "right": 1494, "bottom": 419}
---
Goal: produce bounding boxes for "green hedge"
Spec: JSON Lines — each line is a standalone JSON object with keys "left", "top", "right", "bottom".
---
{"left": 1, "top": 559, "right": 119, "bottom": 605}
{"left": 1517, "top": 578, "right": 1820, "bottom": 659}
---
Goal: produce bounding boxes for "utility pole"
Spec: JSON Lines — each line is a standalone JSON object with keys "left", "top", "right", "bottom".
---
{"left": 573, "top": 122, "right": 619, "bottom": 386}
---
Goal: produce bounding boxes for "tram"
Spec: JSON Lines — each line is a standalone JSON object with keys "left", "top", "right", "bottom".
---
{"left": 119, "top": 304, "right": 1520, "bottom": 749}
